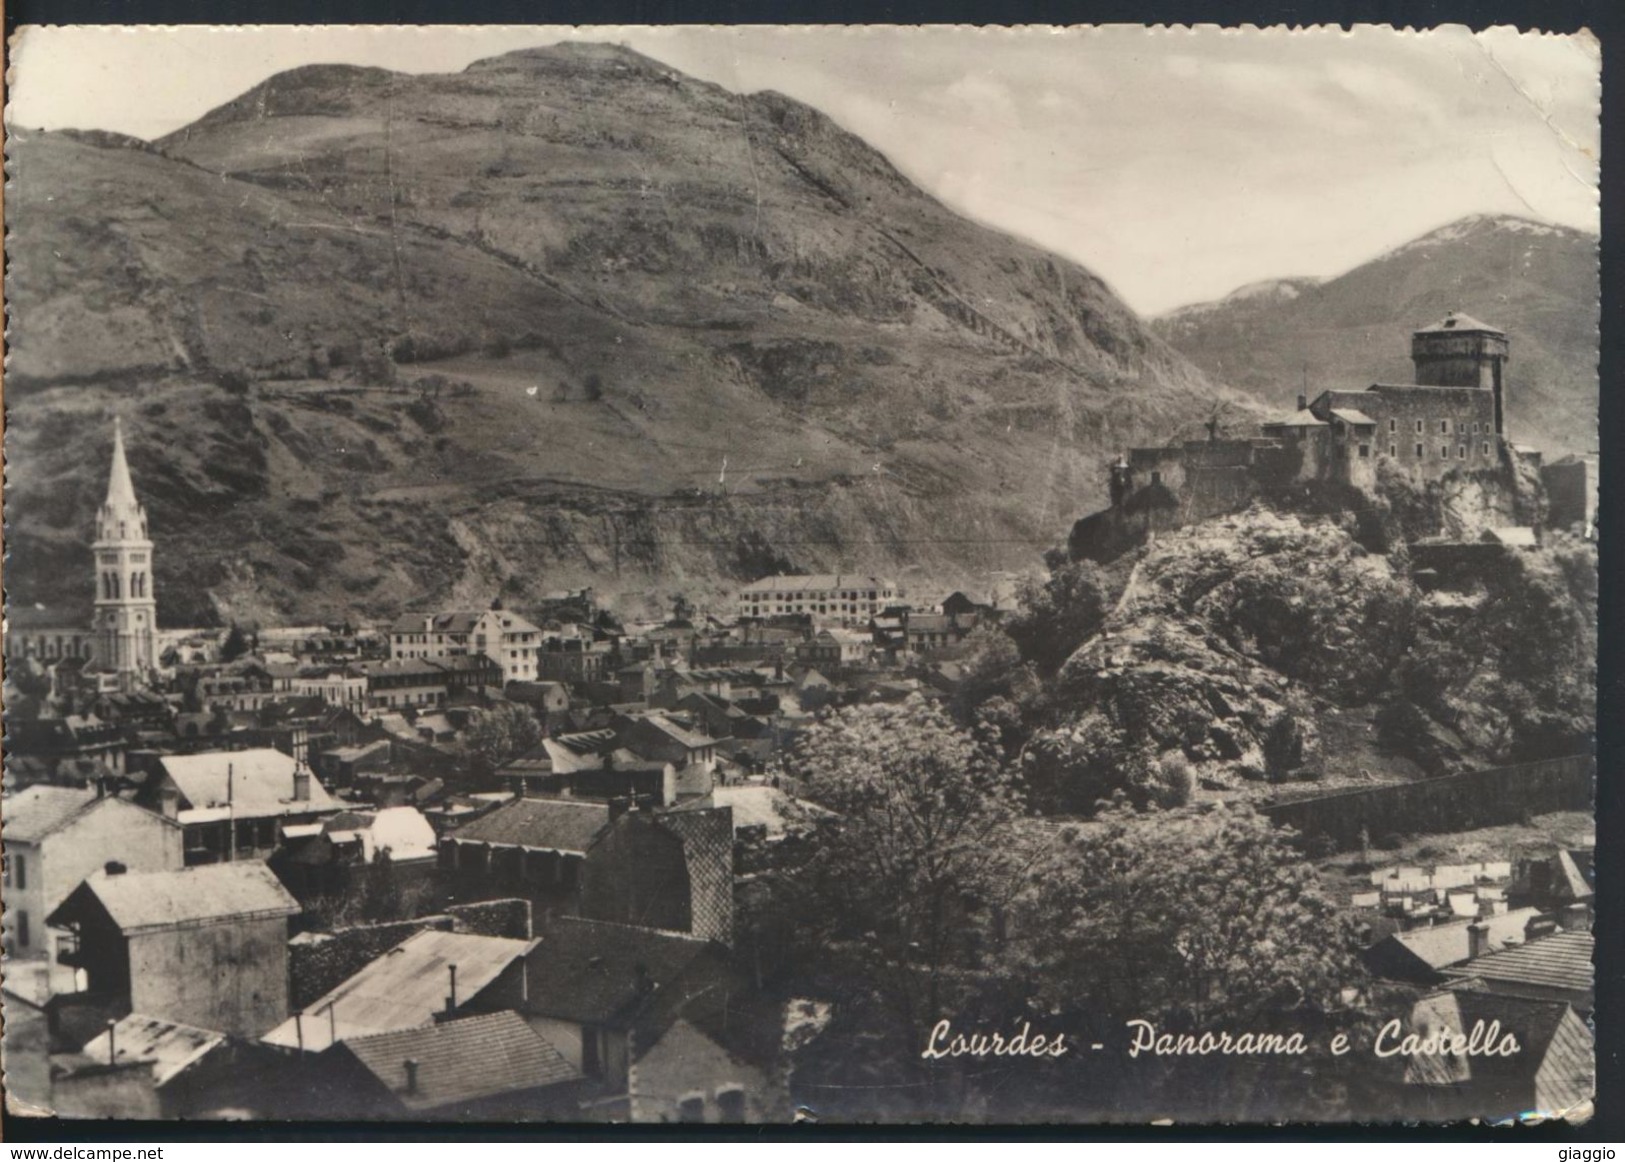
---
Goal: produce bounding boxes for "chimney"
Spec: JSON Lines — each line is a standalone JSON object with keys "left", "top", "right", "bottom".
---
{"left": 609, "top": 795, "right": 632, "bottom": 822}
{"left": 1466, "top": 920, "right": 1491, "bottom": 960}
{"left": 1560, "top": 903, "right": 1592, "bottom": 932}
{"left": 293, "top": 762, "right": 312, "bottom": 803}
{"left": 104, "top": 861, "right": 127, "bottom": 877}
{"left": 1297, "top": 393, "right": 1308, "bottom": 412}
{"left": 94, "top": 777, "right": 106, "bottom": 800}
{"left": 445, "top": 963, "right": 458, "bottom": 1014}
{"left": 403, "top": 1059, "right": 420, "bottom": 1094}
{"left": 106, "top": 1019, "right": 118, "bottom": 1066}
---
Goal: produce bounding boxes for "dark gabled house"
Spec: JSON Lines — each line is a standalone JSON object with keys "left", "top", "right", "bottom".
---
{"left": 320, "top": 1011, "right": 582, "bottom": 1121}
{"left": 440, "top": 796, "right": 612, "bottom": 916}
{"left": 579, "top": 800, "right": 734, "bottom": 946}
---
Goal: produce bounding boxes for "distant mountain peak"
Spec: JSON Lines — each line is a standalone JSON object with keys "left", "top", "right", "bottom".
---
{"left": 463, "top": 40, "right": 670, "bottom": 76}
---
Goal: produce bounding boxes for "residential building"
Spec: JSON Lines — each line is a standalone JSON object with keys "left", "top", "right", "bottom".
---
{"left": 580, "top": 800, "right": 734, "bottom": 946}
{"left": 1441, "top": 929, "right": 1595, "bottom": 1015}
{"left": 387, "top": 605, "right": 542, "bottom": 685}
{"left": 1362, "top": 907, "right": 1543, "bottom": 985}
{"left": 736, "top": 574, "right": 901, "bottom": 628}
{"left": 440, "top": 797, "right": 612, "bottom": 915}
{"left": 1, "top": 785, "right": 184, "bottom": 963}
{"left": 48, "top": 862, "right": 300, "bottom": 1037}
{"left": 1400, "top": 991, "right": 1592, "bottom": 1121}
{"left": 260, "top": 929, "right": 538, "bottom": 1054}
{"left": 317, "top": 1011, "right": 581, "bottom": 1120}
{"left": 51, "top": 1013, "right": 233, "bottom": 1120}
{"left": 133, "top": 748, "right": 343, "bottom": 865}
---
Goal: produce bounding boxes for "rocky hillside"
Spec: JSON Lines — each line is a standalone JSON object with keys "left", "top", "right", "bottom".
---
{"left": 1152, "top": 215, "right": 1598, "bottom": 456}
{"left": 5, "top": 43, "right": 1245, "bottom": 627}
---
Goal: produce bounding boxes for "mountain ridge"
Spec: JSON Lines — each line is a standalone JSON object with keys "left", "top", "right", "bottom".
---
{"left": 1151, "top": 213, "right": 1598, "bottom": 453}
{"left": 6, "top": 44, "right": 1244, "bottom": 626}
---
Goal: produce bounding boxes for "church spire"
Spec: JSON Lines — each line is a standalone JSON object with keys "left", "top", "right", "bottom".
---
{"left": 105, "top": 416, "right": 139, "bottom": 514}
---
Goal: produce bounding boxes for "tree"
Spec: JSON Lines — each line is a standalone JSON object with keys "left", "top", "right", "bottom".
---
{"left": 462, "top": 701, "right": 544, "bottom": 777}
{"left": 1013, "top": 802, "right": 1358, "bottom": 1029}
{"left": 779, "top": 695, "right": 1027, "bottom": 1035}
{"left": 1005, "top": 559, "right": 1110, "bottom": 675}
{"left": 219, "top": 623, "right": 251, "bottom": 662}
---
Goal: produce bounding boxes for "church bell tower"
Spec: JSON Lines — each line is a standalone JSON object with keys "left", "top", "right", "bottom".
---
{"left": 92, "top": 418, "right": 158, "bottom": 677}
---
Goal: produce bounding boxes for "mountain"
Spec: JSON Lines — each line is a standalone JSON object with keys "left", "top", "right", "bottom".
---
{"left": 1151, "top": 215, "right": 1598, "bottom": 455}
{"left": 5, "top": 43, "right": 1244, "bottom": 627}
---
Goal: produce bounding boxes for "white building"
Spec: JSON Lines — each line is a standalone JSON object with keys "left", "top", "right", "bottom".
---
{"left": 736, "top": 574, "right": 901, "bottom": 628}
{"left": 386, "top": 605, "right": 542, "bottom": 684}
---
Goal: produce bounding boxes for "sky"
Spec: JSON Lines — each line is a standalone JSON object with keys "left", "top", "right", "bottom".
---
{"left": 6, "top": 24, "right": 1600, "bottom": 316}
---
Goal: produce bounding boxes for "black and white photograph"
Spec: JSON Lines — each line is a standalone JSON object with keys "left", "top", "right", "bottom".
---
{"left": 0, "top": 23, "right": 1601, "bottom": 1127}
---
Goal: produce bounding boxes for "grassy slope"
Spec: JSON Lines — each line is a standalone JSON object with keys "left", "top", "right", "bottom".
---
{"left": 7, "top": 44, "right": 1246, "bottom": 626}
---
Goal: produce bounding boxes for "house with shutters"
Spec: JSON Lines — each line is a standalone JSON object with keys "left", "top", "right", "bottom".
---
{"left": 1, "top": 785, "right": 183, "bottom": 966}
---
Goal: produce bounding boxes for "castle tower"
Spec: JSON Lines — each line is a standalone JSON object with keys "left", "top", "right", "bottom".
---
{"left": 1411, "top": 311, "right": 1509, "bottom": 435}
{"left": 92, "top": 418, "right": 158, "bottom": 677}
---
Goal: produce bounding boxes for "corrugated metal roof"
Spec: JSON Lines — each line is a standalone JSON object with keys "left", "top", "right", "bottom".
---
{"left": 75, "top": 862, "right": 299, "bottom": 934}
{"left": 451, "top": 797, "right": 609, "bottom": 855}
{"left": 3, "top": 785, "right": 101, "bottom": 842}
{"left": 75, "top": 1013, "right": 226, "bottom": 1086}
{"left": 1446, "top": 930, "right": 1593, "bottom": 996}
{"left": 341, "top": 1011, "right": 578, "bottom": 1110}
{"left": 159, "top": 748, "right": 342, "bottom": 819}
{"left": 261, "top": 929, "right": 537, "bottom": 1052}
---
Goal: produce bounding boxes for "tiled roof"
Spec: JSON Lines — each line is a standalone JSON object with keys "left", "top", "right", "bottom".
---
{"left": 1392, "top": 908, "right": 1542, "bottom": 970}
{"left": 1415, "top": 311, "right": 1504, "bottom": 335}
{"left": 3, "top": 785, "right": 100, "bottom": 842}
{"left": 159, "top": 748, "right": 342, "bottom": 818}
{"left": 526, "top": 916, "right": 713, "bottom": 1025}
{"left": 629, "top": 713, "right": 712, "bottom": 752}
{"left": 1444, "top": 930, "right": 1594, "bottom": 997}
{"left": 1406, "top": 991, "right": 1587, "bottom": 1088}
{"left": 75, "top": 1013, "right": 226, "bottom": 1086}
{"left": 261, "top": 929, "right": 537, "bottom": 1052}
{"left": 738, "top": 574, "right": 897, "bottom": 596}
{"left": 341, "top": 1011, "right": 578, "bottom": 1111}
{"left": 66, "top": 862, "right": 299, "bottom": 934}
{"left": 1329, "top": 408, "right": 1378, "bottom": 427}
{"left": 451, "top": 797, "right": 609, "bottom": 855}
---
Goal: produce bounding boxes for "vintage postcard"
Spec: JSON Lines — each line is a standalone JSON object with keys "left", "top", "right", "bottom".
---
{"left": 0, "top": 24, "right": 1599, "bottom": 1127}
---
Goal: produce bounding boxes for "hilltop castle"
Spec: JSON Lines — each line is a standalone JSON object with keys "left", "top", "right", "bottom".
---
{"left": 1072, "top": 313, "right": 1542, "bottom": 562}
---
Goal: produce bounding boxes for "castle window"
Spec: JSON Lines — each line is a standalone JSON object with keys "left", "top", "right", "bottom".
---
{"left": 1482, "top": 442, "right": 1491, "bottom": 457}
{"left": 1389, "top": 418, "right": 1397, "bottom": 433}
{"left": 1440, "top": 445, "right": 1450, "bottom": 459}
{"left": 1415, "top": 443, "right": 1424, "bottom": 459}
{"left": 1458, "top": 445, "right": 1466, "bottom": 459}
{"left": 1439, "top": 420, "right": 1449, "bottom": 435}
{"left": 1389, "top": 444, "right": 1397, "bottom": 458}
{"left": 1415, "top": 421, "right": 1424, "bottom": 434}
{"left": 1458, "top": 421, "right": 1467, "bottom": 434}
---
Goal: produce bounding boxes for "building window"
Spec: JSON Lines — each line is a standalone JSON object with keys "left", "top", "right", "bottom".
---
{"left": 17, "top": 911, "right": 28, "bottom": 948}
{"left": 1458, "top": 422, "right": 1467, "bottom": 434}
{"left": 1439, "top": 420, "right": 1449, "bottom": 434}
{"left": 1458, "top": 445, "right": 1466, "bottom": 459}
{"left": 678, "top": 1093, "right": 707, "bottom": 1123}
{"left": 1482, "top": 442, "right": 1491, "bottom": 457}
{"left": 1389, "top": 444, "right": 1397, "bottom": 458}
{"left": 14, "top": 854, "right": 25, "bottom": 891}
{"left": 1358, "top": 444, "right": 1370, "bottom": 459}
{"left": 1473, "top": 422, "right": 1480, "bottom": 434}
{"left": 1389, "top": 418, "right": 1397, "bottom": 433}
{"left": 1440, "top": 445, "right": 1449, "bottom": 459}
{"left": 1415, "top": 420, "right": 1424, "bottom": 434}
{"left": 1415, "top": 443, "right": 1424, "bottom": 459}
